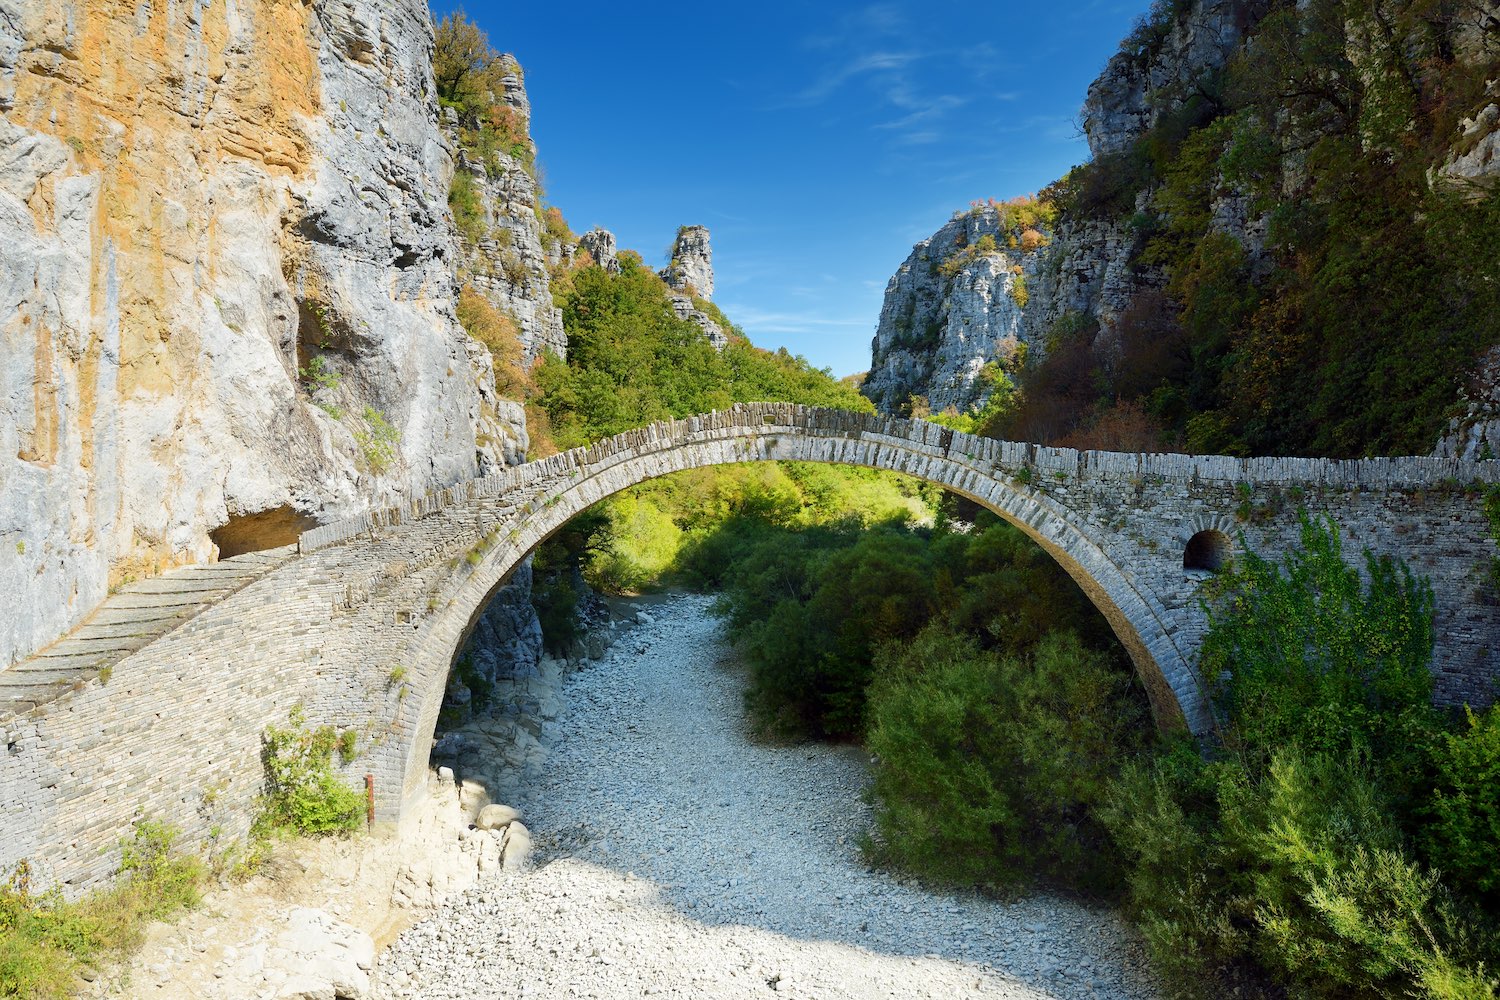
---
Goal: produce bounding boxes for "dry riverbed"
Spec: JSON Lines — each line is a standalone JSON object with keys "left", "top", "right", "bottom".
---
{"left": 377, "top": 593, "right": 1162, "bottom": 1000}
{"left": 89, "top": 592, "right": 1160, "bottom": 999}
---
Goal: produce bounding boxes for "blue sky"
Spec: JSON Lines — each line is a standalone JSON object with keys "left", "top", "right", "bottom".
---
{"left": 433, "top": 1, "right": 1149, "bottom": 377}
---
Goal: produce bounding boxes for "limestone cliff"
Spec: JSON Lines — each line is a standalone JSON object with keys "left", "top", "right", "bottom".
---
{"left": 864, "top": 0, "right": 1499, "bottom": 446}
{"left": 578, "top": 227, "right": 622, "bottom": 274}
{"left": 0, "top": 0, "right": 541, "bottom": 666}
{"left": 444, "top": 56, "right": 567, "bottom": 366}
{"left": 662, "top": 225, "right": 714, "bottom": 299}
{"left": 865, "top": 3, "right": 1253, "bottom": 417}
{"left": 660, "top": 225, "right": 728, "bottom": 350}
{"left": 862, "top": 207, "right": 1043, "bottom": 415}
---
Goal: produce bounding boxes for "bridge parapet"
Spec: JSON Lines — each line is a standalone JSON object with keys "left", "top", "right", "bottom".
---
{"left": 298, "top": 404, "right": 1500, "bottom": 556}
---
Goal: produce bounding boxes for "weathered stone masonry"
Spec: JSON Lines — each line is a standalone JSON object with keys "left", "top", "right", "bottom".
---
{"left": 4, "top": 403, "right": 1499, "bottom": 895}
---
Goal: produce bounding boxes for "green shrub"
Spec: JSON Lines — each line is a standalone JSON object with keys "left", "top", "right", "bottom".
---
{"left": 448, "top": 170, "right": 485, "bottom": 243}
{"left": 0, "top": 823, "right": 203, "bottom": 999}
{"left": 706, "top": 512, "right": 1120, "bottom": 741}
{"left": 297, "top": 354, "right": 341, "bottom": 393}
{"left": 261, "top": 707, "right": 364, "bottom": 836}
{"left": 866, "top": 628, "right": 1151, "bottom": 891}
{"left": 1104, "top": 516, "right": 1500, "bottom": 999}
{"left": 714, "top": 522, "right": 927, "bottom": 739}
{"left": 1421, "top": 704, "right": 1500, "bottom": 902}
{"left": 355, "top": 406, "right": 401, "bottom": 474}
{"left": 1106, "top": 747, "right": 1499, "bottom": 1000}
{"left": 1100, "top": 743, "right": 1251, "bottom": 991}
{"left": 1201, "top": 513, "right": 1436, "bottom": 794}
{"left": 1009, "top": 272, "right": 1028, "bottom": 308}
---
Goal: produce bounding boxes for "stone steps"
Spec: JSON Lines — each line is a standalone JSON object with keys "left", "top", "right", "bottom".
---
{"left": 0, "top": 545, "right": 298, "bottom": 720}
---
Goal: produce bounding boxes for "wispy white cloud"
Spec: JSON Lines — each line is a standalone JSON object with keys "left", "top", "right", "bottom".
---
{"left": 873, "top": 94, "right": 966, "bottom": 131}
{"left": 722, "top": 303, "right": 873, "bottom": 335}
{"left": 787, "top": 50, "right": 923, "bottom": 107}
{"left": 891, "top": 129, "right": 944, "bottom": 146}
{"left": 803, "top": 3, "right": 907, "bottom": 48}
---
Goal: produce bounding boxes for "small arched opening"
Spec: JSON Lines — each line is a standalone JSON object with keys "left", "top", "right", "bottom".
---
{"left": 1183, "top": 529, "right": 1232, "bottom": 575}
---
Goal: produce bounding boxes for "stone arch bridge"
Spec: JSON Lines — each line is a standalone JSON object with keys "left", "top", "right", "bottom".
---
{"left": 4, "top": 403, "right": 1499, "bottom": 893}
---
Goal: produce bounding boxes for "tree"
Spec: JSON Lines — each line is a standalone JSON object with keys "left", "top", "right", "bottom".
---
{"left": 433, "top": 11, "right": 504, "bottom": 115}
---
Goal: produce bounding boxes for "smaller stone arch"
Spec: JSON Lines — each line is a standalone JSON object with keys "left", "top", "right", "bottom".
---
{"left": 1183, "top": 528, "right": 1233, "bottom": 574}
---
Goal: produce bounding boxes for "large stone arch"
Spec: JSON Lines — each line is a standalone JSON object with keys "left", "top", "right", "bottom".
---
{"left": 380, "top": 406, "right": 1214, "bottom": 813}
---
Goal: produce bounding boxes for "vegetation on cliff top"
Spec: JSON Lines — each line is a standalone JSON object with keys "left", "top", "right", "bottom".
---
{"left": 995, "top": 0, "right": 1500, "bottom": 458}
{"left": 434, "top": 12, "right": 532, "bottom": 176}
{"left": 536, "top": 251, "right": 870, "bottom": 450}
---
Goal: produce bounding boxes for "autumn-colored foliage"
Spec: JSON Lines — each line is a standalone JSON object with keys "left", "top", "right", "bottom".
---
{"left": 1009, "top": 0, "right": 1500, "bottom": 458}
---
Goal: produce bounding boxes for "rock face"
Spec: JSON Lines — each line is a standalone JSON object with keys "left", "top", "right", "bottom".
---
{"left": 0, "top": 0, "right": 505, "bottom": 665}
{"left": 865, "top": 0, "right": 1497, "bottom": 425}
{"left": 863, "top": 207, "right": 1042, "bottom": 415}
{"left": 668, "top": 295, "right": 730, "bottom": 351}
{"left": 1079, "top": 0, "right": 1249, "bottom": 157}
{"left": 864, "top": 0, "right": 1251, "bottom": 417}
{"left": 443, "top": 558, "right": 544, "bottom": 726}
{"left": 446, "top": 59, "right": 567, "bottom": 365}
{"left": 1435, "top": 346, "right": 1500, "bottom": 460}
{"left": 391, "top": 777, "right": 526, "bottom": 909}
{"left": 1432, "top": 98, "right": 1500, "bottom": 192}
{"left": 656, "top": 224, "right": 727, "bottom": 349}
{"left": 243, "top": 907, "right": 376, "bottom": 1000}
{"left": 579, "top": 227, "right": 622, "bottom": 274}
{"left": 662, "top": 225, "right": 714, "bottom": 299}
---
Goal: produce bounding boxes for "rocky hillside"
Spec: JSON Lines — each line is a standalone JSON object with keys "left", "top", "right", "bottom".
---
{"left": 866, "top": 0, "right": 1500, "bottom": 458}
{"left": 445, "top": 56, "right": 567, "bottom": 369}
{"left": 0, "top": 1, "right": 556, "bottom": 666}
{"left": 862, "top": 202, "right": 1051, "bottom": 415}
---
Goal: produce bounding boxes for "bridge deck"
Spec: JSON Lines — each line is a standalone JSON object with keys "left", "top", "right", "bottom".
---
{"left": 0, "top": 547, "right": 296, "bottom": 720}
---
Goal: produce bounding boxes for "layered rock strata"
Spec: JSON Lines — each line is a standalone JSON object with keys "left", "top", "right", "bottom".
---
{"left": 662, "top": 224, "right": 714, "bottom": 299}
{"left": 445, "top": 58, "right": 567, "bottom": 365}
{"left": 657, "top": 224, "right": 727, "bottom": 349}
{"left": 862, "top": 207, "right": 1044, "bottom": 415}
{"left": 0, "top": 0, "right": 502, "bottom": 666}
{"left": 578, "top": 227, "right": 622, "bottom": 274}
{"left": 669, "top": 295, "right": 730, "bottom": 351}
{"left": 0, "top": 0, "right": 578, "bottom": 680}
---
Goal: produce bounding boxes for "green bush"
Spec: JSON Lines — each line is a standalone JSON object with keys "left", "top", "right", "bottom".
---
{"left": 713, "top": 522, "right": 924, "bottom": 738}
{"left": 448, "top": 170, "right": 486, "bottom": 243}
{"left": 1200, "top": 514, "right": 1436, "bottom": 798}
{"left": 1421, "top": 704, "right": 1500, "bottom": 902}
{"left": 707, "top": 512, "right": 1119, "bottom": 740}
{"left": 1100, "top": 743, "right": 1250, "bottom": 991}
{"left": 1103, "top": 516, "right": 1500, "bottom": 999}
{"left": 1105, "top": 747, "right": 1499, "bottom": 1000}
{"left": 0, "top": 823, "right": 203, "bottom": 998}
{"left": 355, "top": 406, "right": 401, "bottom": 474}
{"left": 866, "top": 628, "right": 1151, "bottom": 892}
{"left": 261, "top": 707, "right": 365, "bottom": 836}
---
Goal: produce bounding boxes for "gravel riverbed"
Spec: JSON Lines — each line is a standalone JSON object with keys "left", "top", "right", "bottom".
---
{"left": 375, "top": 593, "right": 1162, "bottom": 1000}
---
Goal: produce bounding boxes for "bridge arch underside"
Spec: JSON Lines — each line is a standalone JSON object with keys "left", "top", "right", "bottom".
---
{"left": 390, "top": 430, "right": 1210, "bottom": 814}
